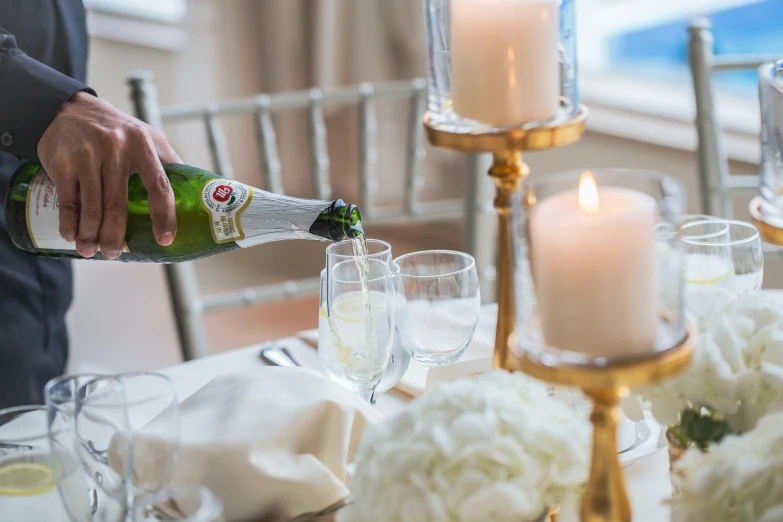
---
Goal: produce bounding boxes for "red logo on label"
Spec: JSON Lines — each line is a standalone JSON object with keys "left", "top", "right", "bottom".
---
{"left": 212, "top": 184, "right": 233, "bottom": 203}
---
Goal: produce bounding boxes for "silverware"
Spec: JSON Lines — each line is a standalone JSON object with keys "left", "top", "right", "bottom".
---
{"left": 0, "top": 441, "right": 34, "bottom": 450}
{"left": 259, "top": 343, "right": 301, "bottom": 368}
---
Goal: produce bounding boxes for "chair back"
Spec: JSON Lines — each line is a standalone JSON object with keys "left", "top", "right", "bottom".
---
{"left": 127, "top": 71, "right": 493, "bottom": 360}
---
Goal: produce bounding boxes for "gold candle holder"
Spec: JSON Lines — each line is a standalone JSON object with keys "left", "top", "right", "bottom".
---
{"left": 423, "top": 107, "right": 588, "bottom": 370}
{"left": 750, "top": 196, "right": 783, "bottom": 246}
{"left": 515, "top": 327, "right": 695, "bottom": 522}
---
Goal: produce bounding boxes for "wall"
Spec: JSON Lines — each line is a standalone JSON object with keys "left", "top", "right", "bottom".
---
{"left": 68, "top": 0, "right": 265, "bottom": 373}
{"left": 66, "top": 2, "right": 770, "bottom": 374}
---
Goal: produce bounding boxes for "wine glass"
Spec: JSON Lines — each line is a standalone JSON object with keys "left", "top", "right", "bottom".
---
{"left": 0, "top": 405, "right": 91, "bottom": 522}
{"left": 680, "top": 218, "right": 763, "bottom": 295}
{"left": 133, "top": 485, "right": 224, "bottom": 522}
{"left": 319, "top": 268, "right": 410, "bottom": 402}
{"left": 46, "top": 373, "right": 129, "bottom": 522}
{"left": 77, "top": 373, "right": 180, "bottom": 515}
{"left": 325, "top": 240, "right": 396, "bottom": 403}
{"left": 394, "top": 250, "right": 481, "bottom": 367}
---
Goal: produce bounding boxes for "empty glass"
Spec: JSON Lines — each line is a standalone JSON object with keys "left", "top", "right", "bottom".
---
{"left": 318, "top": 269, "right": 410, "bottom": 402}
{"left": 46, "top": 374, "right": 129, "bottom": 522}
{"left": 76, "top": 373, "right": 180, "bottom": 515}
{"left": 0, "top": 406, "right": 90, "bottom": 522}
{"left": 394, "top": 251, "right": 481, "bottom": 367}
{"left": 681, "top": 219, "right": 763, "bottom": 295}
{"left": 325, "top": 240, "right": 396, "bottom": 403}
{"left": 133, "top": 485, "right": 224, "bottom": 522}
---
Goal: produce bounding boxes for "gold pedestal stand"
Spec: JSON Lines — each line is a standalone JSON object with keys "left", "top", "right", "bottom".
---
{"left": 516, "top": 328, "right": 695, "bottom": 522}
{"left": 423, "top": 107, "right": 588, "bottom": 369}
{"left": 425, "top": 108, "right": 696, "bottom": 522}
{"left": 750, "top": 196, "right": 783, "bottom": 246}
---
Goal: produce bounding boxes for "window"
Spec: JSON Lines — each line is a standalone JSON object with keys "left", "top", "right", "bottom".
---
{"left": 575, "top": 0, "right": 782, "bottom": 159}
{"left": 83, "top": 0, "right": 186, "bottom": 24}
{"left": 579, "top": 0, "right": 783, "bottom": 96}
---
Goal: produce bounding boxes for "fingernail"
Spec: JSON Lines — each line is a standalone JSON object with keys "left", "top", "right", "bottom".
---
{"left": 104, "top": 250, "right": 121, "bottom": 260}
{"left": 159, "top": 232, "right": 174, "bottom": 246}
{"left": 79, "top": 248, "right": 96, "bottom": 258}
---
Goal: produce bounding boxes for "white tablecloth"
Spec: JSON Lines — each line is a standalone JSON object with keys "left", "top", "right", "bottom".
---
{"left": 157, "top": 306, "right": 674, "bottom": 522}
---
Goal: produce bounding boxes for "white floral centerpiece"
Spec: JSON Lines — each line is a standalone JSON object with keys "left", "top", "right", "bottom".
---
{"left": 337, "top": 371, "right": 590, "bottom": 522}
{"left": 669, "top": 410, "right": 783, "bottom": 522}
{"left": 626, "top": 291, "right": 783, "bottom": 449}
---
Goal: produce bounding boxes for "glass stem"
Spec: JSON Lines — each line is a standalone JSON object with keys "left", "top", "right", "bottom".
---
{"left": 357, "top": 388, "right": 375, "bottom": 404}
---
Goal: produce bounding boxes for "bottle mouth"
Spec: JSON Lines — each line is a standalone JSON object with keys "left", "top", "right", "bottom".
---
{"left": 346, "top": 205, "right": 364, "bottom": 237}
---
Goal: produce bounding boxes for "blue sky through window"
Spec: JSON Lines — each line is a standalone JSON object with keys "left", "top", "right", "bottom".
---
{"left": 605, "top": 0, "right": 783, "bottom": 95}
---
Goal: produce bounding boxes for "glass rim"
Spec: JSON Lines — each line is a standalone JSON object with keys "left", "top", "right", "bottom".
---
{"left": 44, "top": 372, "right": 106, "bottom": 406}
{"left": 325, "top": 239, "right": 392, "bottom": 260}
{"left": 0, "top": 405, "right": 58, "bottom": 443}
{"left": 329, "top": 258, "right": 392, "bottom": 284}
{"left": 680, "top": 219, "right": 760, "bottom": 247}
{"left": 522, "top": 167, "right": 677, "bottom": 187}
{"left": 80, "top": 372, "right": 176, "bottom": 409}
{"left": 393, "top": 250, "right": 476, "bottom": 278}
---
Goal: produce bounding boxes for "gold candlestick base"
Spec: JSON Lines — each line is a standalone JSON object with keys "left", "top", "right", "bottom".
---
{"left": 512, "top": 326, "right": 697, "bottom": 522}
{"left": 424, "top": 106, "right": 588, "bottom": 371}
{"left": 749, "top": 196, "right": 783, "bottom": 246}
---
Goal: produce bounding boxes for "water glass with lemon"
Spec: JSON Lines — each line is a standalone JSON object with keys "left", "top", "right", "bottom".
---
{"left": 0, "top": 406, "right": 91, "bottom": 522}
{"left": 681, "top": 218, "right": 763, "bottom": 295}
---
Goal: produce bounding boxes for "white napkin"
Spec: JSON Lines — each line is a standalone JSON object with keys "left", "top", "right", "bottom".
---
{"left": 129, "top": 367, "right": 381, "bottom": 522}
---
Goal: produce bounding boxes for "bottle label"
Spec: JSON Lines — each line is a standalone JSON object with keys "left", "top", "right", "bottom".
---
{"left": 26, "top": 171, "right": 77, "bottom": 251}
{"left": 25, "top": 172, "right": 131, "bottom": 253}
{"left": 200, "top": 179, "right": 254, "bottom": 244}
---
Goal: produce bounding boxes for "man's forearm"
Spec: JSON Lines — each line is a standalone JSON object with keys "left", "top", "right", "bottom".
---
{"left": 0, "top": 26, "right": 95, "bottom": 163}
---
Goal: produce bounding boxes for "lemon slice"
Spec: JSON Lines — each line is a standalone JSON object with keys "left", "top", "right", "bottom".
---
{"left": 332, "top": 294, "right": 371, "bottom": 323}
{"left": 685, "top": 254, "right": 732, "bottom": 285}
{"left": 0, "top": 461, "right": 57, "bottom": 496}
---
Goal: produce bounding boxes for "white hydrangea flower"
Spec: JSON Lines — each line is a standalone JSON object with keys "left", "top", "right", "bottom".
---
{"left": 631, "top": 292, "right": 783, "bottom": 432}
{"left": 669, "top": 410, "right": 783, "bottom": 522}
{"left": 338, "top": 371, "right": 590, "bottom": 522}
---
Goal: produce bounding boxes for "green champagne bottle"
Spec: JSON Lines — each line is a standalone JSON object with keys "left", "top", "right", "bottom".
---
{"left": 5, "top": 162, "right": 363, "bottom": 263}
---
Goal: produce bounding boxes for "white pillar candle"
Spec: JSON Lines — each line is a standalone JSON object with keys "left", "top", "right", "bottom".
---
{"left": 451, "top": 0, "right": 560, "bottom": 127}
{"left": 530, "top": 172, "right": 658, "bottom": 357}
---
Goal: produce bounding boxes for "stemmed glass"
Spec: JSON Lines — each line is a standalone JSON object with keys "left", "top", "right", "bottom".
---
{"left": 75, "top": 373, "right": 180, "bottom": 518}
{"left": 0, "top": 405, "right": 91, "bottom": 522}
{"left": 319, "top": 268, "right": 410, "bottom": 403}
{"left": 394, "top": 251, "right": 481, "bottom": 367}
{"left": 680, "top": 218, "right": 763, "bottom": 295}
{"left": 46, "top": 374, "right": 130, "bottom": 522}
{"left": 133, "top": 485, "right": 224, "bottom": 522}
{"left": 325, "top": 240, "right": 396, "bottom": 403}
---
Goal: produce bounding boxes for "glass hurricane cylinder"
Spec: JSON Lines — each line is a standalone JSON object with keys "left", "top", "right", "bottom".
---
{"left": 512, "top": 169, "right": 687, "bottom": 366}
{"left": 758, "top": 60, "right": 783, "bottom": 230}
{"left": 510, "top": 169, "right": 693, "bottom": 522}
{"left": 425, "top": 0, "right": 578, "bottom": 131}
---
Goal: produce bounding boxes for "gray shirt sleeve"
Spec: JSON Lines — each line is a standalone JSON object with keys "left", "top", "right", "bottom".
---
{"left": 0, "top": 26, "right": 96, "bottom": 163}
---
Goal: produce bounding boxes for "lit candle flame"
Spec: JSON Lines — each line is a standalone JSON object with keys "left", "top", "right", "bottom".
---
{"left": 578, "top": 171, "right": 600, "bottom": 214}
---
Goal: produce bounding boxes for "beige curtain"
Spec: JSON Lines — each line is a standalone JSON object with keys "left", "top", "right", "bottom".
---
{"left": 253, "top": 0, "right": 463, "bottom": 205}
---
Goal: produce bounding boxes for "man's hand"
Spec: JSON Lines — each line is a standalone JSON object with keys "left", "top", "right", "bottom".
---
{"left": 37, "top": 92, "right": 181, "bottom": 259}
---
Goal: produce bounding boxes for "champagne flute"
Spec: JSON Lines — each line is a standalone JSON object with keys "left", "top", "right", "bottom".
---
{"left": 319, "top": 268, "right": 410, "bottom": 402}
{"left": 394, "top": 251, "right": 481, "bottom": 367}
{"left": 326, "top": 240, "right": 396, "bottom": 403}
{"left": 0, "top": 406, "right": 90, "bottom": 522}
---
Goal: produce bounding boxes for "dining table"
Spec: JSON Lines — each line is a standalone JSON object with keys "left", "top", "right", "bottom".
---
{"left": 152, "top": 301, "right": 680, "bottom": 522}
